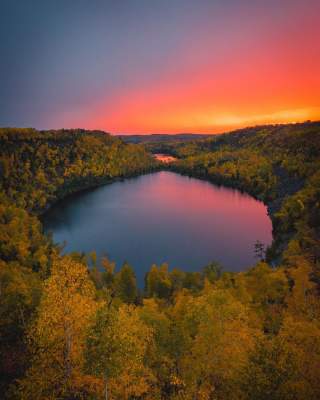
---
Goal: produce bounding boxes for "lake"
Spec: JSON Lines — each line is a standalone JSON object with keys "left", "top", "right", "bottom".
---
{"left": 153, "top": 153, "right": 177, "bottom": 163}
{"left": 43, "top": 171, "right": 272, "bottom": 285}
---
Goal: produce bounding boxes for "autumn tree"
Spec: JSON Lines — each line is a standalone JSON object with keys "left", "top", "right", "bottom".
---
{"left": 240, "top": 335, "right": 297, "bottom": 400}
{"left": 85, "top": 303, "right": 155, "bottom": 399}
{"left": 202, "top": 260, "right": 223, "bottom": 283}
{"left": 101, "top": 256, "right": 116, "bottom": 288}
{"left": 0, "top": 261, "right": 42, "bottom": 394}
{"left": 174, "top": 287, "right": 257, "bottom": 399}
{"left": 114, "top": 262, "right": 138, "bottom": 304}
{"left": 18, "top": 257, "right": 98, "bottom": 399}
{"left": 145, "top": 263, "right": 172, "bottom": 299}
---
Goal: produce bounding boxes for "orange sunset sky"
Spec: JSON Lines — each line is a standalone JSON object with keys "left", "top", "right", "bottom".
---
{"left": 1, "top": 0, "right": 320, "bottom": 133}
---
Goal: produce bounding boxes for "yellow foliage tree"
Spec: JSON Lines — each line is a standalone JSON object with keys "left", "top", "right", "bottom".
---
{"left": 18, "top": 257, "right": 98, "bottom": 399}
{"left": 85, "top": 303, "right": 156, "bottom": 400}
{"left": 176, "top": 287, "right": 258, "bottom": 400}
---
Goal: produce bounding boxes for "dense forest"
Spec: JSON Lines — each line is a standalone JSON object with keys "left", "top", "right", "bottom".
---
{"left": 0, "top": 124, "right": 320, "bottom": 399}
{"left": 153, "top": 122, "right": 320, "bottom": 265}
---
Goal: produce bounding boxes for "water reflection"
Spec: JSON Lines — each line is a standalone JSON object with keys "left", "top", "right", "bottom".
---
{"left": 43, "top": 171, "right": 272, "bottom": 285}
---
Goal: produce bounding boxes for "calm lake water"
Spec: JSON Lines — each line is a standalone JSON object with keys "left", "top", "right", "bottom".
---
{"left": 43, "top": 171, "right": 272, "bottom": 285}
{"left": 153, "top": 153, "right": 177, "bottom": 163}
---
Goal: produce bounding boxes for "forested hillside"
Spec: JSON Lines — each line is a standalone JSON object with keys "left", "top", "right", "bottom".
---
{"left": 118, "top": 133, "right": 211, "bottom": 144}
{"left": 1, "top": 124, "right": 320, "bottom": 399}
{"left": 0, "top": 128, "right": 156, "bottom": 213}
{"left": 0, "top": 128, "right": 156, "bottom": 397}
{"left": 162, "top": 122, "right": 320, "bottom": 266}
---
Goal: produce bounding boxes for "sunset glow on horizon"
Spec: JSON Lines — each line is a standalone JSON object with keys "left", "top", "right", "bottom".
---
{"left": 1, "top": 0, "right": 320, "bottom": 134}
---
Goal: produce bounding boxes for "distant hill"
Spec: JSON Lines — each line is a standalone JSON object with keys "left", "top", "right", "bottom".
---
{"left": 117, "top": 133, "right": 212, "bottom": 143}
{"left": 118, "top": 122, "right": 320, "bottom": 146}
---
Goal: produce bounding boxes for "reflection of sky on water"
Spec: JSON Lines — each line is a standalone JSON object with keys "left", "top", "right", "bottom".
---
{"left": 43, "top": 172, "right": 272, "bottom": 285}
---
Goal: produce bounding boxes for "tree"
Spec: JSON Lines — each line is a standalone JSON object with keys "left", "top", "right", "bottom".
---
{"left": 254, "top": 240, "right": 265, "bottom": 261}
{"left": 176, "top": 288, "right": 257, "bottom": 400}
{"left": 101, "top": 256, "right": 116, "bottom": 288}
{"left": 203, "top": 261, "right": 223, "bottom": 283}
{"left": 18, "top": 257, "right": 97, "bottom": 399}
{"left": 114, "top": 262, "right": 138, "bottom": 304}
{"left": 278, "top": 316, "right": 320, "bottom": 399}
{"left": 0, "top": 261, "right": 42, "bottom": 394}
{"left": 169, "top": 268, "right": 185, "bottom": 293}
{"left": 85, "top": 304, "right": 155, "bottom": 399}
{"left": 240, "top": 336, "right": 297, "bottom": 400}
{"left": 85, "top": 305, "right": 118, "bottom": 400}
{"left": 145, "top": 263, "right": 172, "bottom": 299}
{"left": 183, "top": 271, "right": 203, "bottom": 293}
{"left": 89, "top": 250, "right": 97, "bottom": 268}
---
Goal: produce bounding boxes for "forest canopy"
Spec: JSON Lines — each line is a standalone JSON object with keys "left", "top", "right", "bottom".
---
{"left": 0, "top": 124, "right": 319, "bottom": 399}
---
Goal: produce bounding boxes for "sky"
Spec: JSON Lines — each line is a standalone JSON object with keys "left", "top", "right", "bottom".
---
{"left": 1, "top": 0, "right": 319, "bottom": 134}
